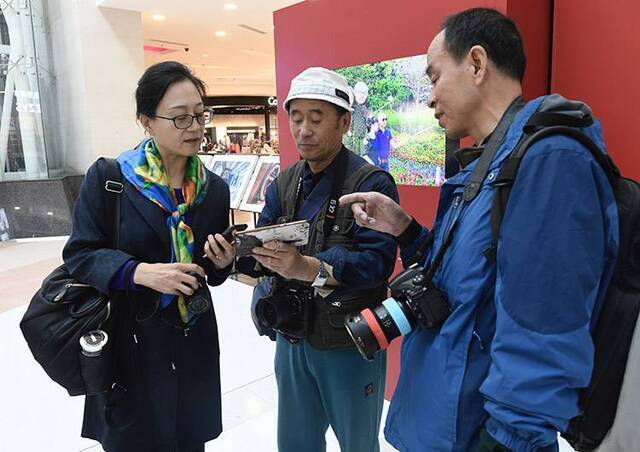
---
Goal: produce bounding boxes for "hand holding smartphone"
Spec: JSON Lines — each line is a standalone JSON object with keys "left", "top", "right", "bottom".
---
{"left": 221, "top": 223, "right": 248, "bottom": 244}
{"left": 202, "top": 224, "right": 247, "bottom": 258}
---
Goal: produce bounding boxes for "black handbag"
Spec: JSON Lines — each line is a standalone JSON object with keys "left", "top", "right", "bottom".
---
{"left": 20, "top": 158, "right": 123, "bottom": 396}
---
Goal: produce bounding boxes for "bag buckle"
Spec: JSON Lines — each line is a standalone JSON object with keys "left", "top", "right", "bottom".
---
{"left": 105, "top": 180, "right": 123, "bottom": 194}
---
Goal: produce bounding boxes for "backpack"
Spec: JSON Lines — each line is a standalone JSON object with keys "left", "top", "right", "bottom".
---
{"left": 490, "top": 112, "right": 640, "bottom": 451}
{"left": 20, "top": 158, "right": 123, "bottom": 396}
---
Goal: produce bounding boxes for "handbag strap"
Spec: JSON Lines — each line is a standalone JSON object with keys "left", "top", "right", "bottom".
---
{"left": 101, "top": 158, "right": 123, "bottom": 249}
{"left": 98, "top": 158, "right": 142, "bottom": 430}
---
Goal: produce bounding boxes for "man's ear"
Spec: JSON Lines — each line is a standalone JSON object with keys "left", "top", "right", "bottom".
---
{"left": 468, "top": 45, "right": 489, "bottom": 84}
{"left": 340, "top": 111, "right": 352, "bottom": 132}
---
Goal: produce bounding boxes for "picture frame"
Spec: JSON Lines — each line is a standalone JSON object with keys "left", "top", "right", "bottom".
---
{"left": 0, "top": 208, "right": 10, "bottom": 242}
{"left": 240, "top": 156, "right": 281, "bottom": 213}
{"left": 336, "top": 54, "right": 446, "bottom": 187}
{"left": 198, "top": 154, "right": 216, "bottom": 172}
{"left": 209, "top": 154, "right": 259, "bottom": 209}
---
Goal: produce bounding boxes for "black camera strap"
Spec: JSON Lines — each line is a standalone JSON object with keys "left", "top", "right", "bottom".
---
{"left": 293, "top": 147, "right": 350, "bottom": 249}
{"left": 424, "top": 97, "right": 525, "bottom": 280}
{"left": 424, "top": 201, "right": 468, "bottom": 281}
{"left": 463, "top": 96, "right": 525, "bottom": 203}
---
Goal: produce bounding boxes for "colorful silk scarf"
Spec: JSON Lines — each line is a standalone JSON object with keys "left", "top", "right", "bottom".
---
{"left": 118, "top": 138, "right": 209, "bottom": 323}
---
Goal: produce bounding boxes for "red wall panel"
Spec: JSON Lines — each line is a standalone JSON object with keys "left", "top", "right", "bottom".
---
{"left": 552, "top": 0, "right": 640, "bottom": 180}
{"left": 274, "top": 0, "right": 550, "bottom": 223}
{"left": 507, "top": 0, "right": 552, "bottom": 98}
{"left": 273, "top": 0, "right": 551, "bottom": 400}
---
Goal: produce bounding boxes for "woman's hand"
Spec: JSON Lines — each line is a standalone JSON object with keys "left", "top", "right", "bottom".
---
{"left": 133, "top": 262, "right": 205, "bottom": 296}
{"left": 204, "top": 233, "right": 236, "bottom": 269}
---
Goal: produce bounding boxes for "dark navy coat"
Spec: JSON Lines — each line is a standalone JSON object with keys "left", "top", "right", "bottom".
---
{"left": 63, "top": 158, "right": 230, "bottom": 452}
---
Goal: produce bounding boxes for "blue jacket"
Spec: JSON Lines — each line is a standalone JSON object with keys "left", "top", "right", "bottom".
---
{"left": 384, "top": 96, "right": 619, "bottom": 452}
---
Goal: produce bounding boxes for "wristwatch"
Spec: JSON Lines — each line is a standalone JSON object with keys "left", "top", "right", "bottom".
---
{"left": 311, "top": 260, "right": 329, "bottom": 288}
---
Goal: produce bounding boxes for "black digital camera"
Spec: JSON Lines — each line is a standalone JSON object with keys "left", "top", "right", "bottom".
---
{"left": 345, "top": 265, "right": 451, "bottom": 360}
{"left": 185, "top": 273, "right": 212, "bottom": 316}
{"left": 254, "top": 278, "right": 314, "bottom": 339}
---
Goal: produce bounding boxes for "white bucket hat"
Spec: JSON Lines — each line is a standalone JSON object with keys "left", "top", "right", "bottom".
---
{"left": 284, "top": 67, "right": 354, "bottom": 112}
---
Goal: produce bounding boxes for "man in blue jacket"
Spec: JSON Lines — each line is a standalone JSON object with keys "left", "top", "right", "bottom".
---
{"left": 341, "top": 8, "right": 619, "bottom": 452}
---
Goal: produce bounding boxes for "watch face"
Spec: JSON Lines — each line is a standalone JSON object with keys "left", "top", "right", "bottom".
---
{"left": 313, "top": 262, "right": 328, "bottom": 288}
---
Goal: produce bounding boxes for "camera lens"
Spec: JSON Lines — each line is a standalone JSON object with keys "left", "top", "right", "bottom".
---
{"left": 186, "top": 294, "right": 211, "bottom": 315}
{"left": 255, "top": 296, "right": 295, "bottom": 329}
{"left": 185, "top": 273, "right": 212, "bottom": 316}
{"left": 344, "top": 297, "right": 415, "bottom": 361}
{"left": 345, "top": 311, "right": 380, "bottom": 361}
{"left": 260, "top": 302, "right": 278, "bottom": 327}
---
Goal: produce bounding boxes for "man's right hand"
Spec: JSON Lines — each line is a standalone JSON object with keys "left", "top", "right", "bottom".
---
{"left": 339, "top": 192, "right": 412, "bottom": 237}
{"left": 133, "top": 262, "right": 206, "bottom": 296}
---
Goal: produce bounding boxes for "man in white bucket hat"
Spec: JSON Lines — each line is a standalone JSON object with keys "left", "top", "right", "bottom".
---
{"left": 237, "top": 66, "right": 399, "bottom": 451}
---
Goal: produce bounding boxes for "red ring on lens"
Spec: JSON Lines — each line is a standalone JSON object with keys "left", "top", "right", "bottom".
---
{"left": 361, "top": 308, "right": 389, "bottom": 350}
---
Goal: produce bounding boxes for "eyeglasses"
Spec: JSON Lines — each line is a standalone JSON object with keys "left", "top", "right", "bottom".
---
{"left": 154, "top": 110, "right": 214, "bottom": 129}
{"left": 381, "top": 118, "right": 388, "bottom": 121}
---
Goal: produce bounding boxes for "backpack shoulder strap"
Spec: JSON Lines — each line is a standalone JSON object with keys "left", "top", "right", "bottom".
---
{"left": 99, "top": 157, "right": 123, "bottom": 249}
{"left": 523, "top": 111, "right": 594, "bottom": 133}
{"left": 489, "top": 124, "right": 619, "bottom": 262}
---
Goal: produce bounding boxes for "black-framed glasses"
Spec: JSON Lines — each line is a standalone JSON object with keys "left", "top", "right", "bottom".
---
{"left": 154, "top": 109, "right": 214, "bottom": 129}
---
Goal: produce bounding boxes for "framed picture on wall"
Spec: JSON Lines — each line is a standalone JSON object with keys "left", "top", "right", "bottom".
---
{"left": 240, "top": 156, "right": 281, "bottom": 213}
{"left": 0, "top": 208, "right": 10, "bottom": 242}
{"left": 336, "top": 54, "right": 447, "bottom": 187}
{"left": 198, "top": 154, "right": 216, "bottom": 172}
{"left": 209, "top": 155, "right": 259, "bottom": 209}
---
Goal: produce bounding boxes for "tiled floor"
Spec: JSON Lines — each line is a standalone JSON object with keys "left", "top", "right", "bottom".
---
{"left": 0, "top": 238, "right": 574, "bottom": 452}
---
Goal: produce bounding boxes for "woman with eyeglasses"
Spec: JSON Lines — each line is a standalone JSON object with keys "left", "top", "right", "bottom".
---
{"left": 63, "top": 61, "right": 235, "bottom": 452}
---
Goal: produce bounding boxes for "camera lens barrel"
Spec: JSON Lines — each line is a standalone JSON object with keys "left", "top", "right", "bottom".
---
{"left": 344, "top": 296, "right": 417, "bottom": 361}
{"left": 255, "top": 296, "right": 296, "bottom": 329}
{"left": 185, "top": 273, "right": 212, "bottom": 316}
{"left": 345, "top": 311, "right": 380, "bottom": 361}
{"left": 344, "top": 266, "right": 452, "bottom": 361}
{"left": 381, "top": 298, "right": 413, "bottom": 336}
{"left": 186, "top": 294, "right": 211, "bottom": 315}
{"left": 361, "top": 308, "right": 390, "bottom": 349}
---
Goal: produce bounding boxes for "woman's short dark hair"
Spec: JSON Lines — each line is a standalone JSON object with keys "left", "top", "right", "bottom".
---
{"left": 135, "top": 61, "right": 207, "bottom": 118}
{"left": 440, "top": 8, "right": 526, "bottom": 82}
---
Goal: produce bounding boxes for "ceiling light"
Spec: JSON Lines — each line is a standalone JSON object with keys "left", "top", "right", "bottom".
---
{"left": 199, "top": 64, "right": 239, "bottom": 70}
{"left": 203, "top": 54, "right": 208, "bottom": 57}
{"left": 223, "top": 3, "right": 238, "bottom": 10}
{"left": 215, "top": 31, "right": 227, "bottom": 37}
{"left": 144, "top": 44, "right": 176, "bottom": 54}
{"left": 152, "top": 14, "right": 166, "bottom": 21}
{"left": 242, "top": 49, "right": 271, "bottom": 58}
